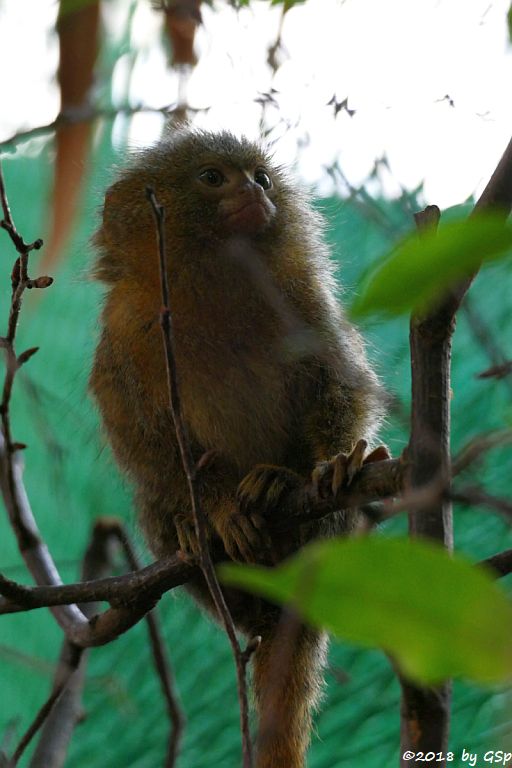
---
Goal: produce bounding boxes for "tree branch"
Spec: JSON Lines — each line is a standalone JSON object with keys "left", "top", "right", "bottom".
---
{"left": 481, "top": 548, "right": 512, "bottom": 578}
{"left": 400, "top": 204, "right": 452, "bottom": 766}
{"left": 440, "top": 134, "right": 512, "bottom": 319}
{"left": 399, "top": 133, "right": 512, "bottom": 767}
{"left": 23, "top": 522, "right": 116, "bottom": 768}
{"left": 106, "top": 521, "right": 185, "bottom": 768}
{"left": 0, "top": 165, "right": 192, "bottom": 651}
{"left": 0, "top": 454, "right": 404, "bottom": 617}
{"left": 0, "top": 104, "right": 204, "bottom": 150}
{"left": 146, "top": 187, "right": 256, "bottom": 768}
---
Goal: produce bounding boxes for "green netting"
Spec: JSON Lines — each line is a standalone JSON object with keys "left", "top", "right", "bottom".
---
{"left": 0, "top": 132, "right": 511, "bottom": 767}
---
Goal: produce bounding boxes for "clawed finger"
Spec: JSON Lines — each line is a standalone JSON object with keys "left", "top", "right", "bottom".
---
{"left": 237, "top": 467, "right": 271, "bottom": 511}
{"left": 363, "top": 445, "right": 391, "bottom": 464}
{"left": 224, "top": 515, "right": 268, "bottom": 564}
{"left": 331, "top": 453, "right": 347, "bottom": 495}
{"left": 175, "top": 517, "right": 199, "bottom": 555}
{"left": 345, "top": 438, "right": 368, "bottom": 486}
{"left": 312, "top": 461, "right": 330, "bottom": 499}
{"left": 313, "top": 438, "right": 387, "bottom": 499}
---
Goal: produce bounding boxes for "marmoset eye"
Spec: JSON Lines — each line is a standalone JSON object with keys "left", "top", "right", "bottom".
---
{"left": 199, "top": 168, "right": 225, "bottom": 187}
{"left": 254, "top": 169, "right": 272, "bottom": 190}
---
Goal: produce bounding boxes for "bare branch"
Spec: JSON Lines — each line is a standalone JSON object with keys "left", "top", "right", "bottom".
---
{"left": 452, "top": 430, "right": 512, "bottom": 476}
{"left": 451, "top": 487, "right": 512, "bottom": 520}
{"left": 0, "top": 165, "right": 189, "bottom": 650}
{"left": 408, "top": 203, "right": 452, "bottom": 545}
{"left": 11, "top": 648, "right": 83, "bottom": 767}
{"left": 271, "top": 456, "right": 405, "bottom": 529}
{"left": 401, "top": 202, "right": 452, "bottom": 763}
{"left": 0, "top": 104, "right": 205, "bottom": 150}
{"left": 26, "top": 522, "right": 115, "bottom": 768}
{"left": 472, "top": 135, "right": 512, "bottom": 216}
{"left": 0, "top": 162, "right": 87, "bottom": 630}
{"left": 107, "top": 521, "right": 185, "bottom": 768}
{"left": 0, "top": 421, "right": 165, "bottom": 646}
{"left": 480, "top": 548, "right": 512, "bottom": 578}
{"left": 462, "top": 298, "right": 512, "bottom": 393}
{"left": 399, "top": 132, "right": 512, "bottom": 767}
{"left": 0, "top": 454, "right": 402, "bottom": 617}
{"left": 146, "top": 187, "right": 254, "bottom": 768}
{"left": 0, "top": 553, "right": 196, "bottom": 615}
{"left": 477, "top": 360, "right": 512, "bottom": 380}
{"left": 441, "top": 134, "right": 512, "bottom": 319}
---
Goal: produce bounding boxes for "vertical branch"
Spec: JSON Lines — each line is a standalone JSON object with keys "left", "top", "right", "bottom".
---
{"left": 13, "top": 522, "right": 116, "bottom": 768}
{"left": 400, "top": 134, "right": 512, "bottom": 766}
{"left": 10, "top": 648, "right": 83, "bottom": 768}
{"left": 0, "top": 164, "right": 46, "bottom": 548}
{"left": 0, "top": 160, "right": 90, "bottom": 637}
{"left": 146, "top": 188, "right": 255, "bottom": 768}
{"left": 408, "top": 204, "right": 453, "bottom": 545}
{"left": 108, "top": 521, "right": 185, "bottom": 768}
{"left": 400, "top": 204, "right": 453, "bottom": 766}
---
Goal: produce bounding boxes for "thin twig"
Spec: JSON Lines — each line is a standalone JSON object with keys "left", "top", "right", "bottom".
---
{"left": 27, "top": 521, "right": 124, "bottom": 768}
{"left": 0, "top": 104, "right": 205, "bottom": 150}
{"left": 462, "top": 297, "right": 512, "bottom": 394}
{"left": 146, "top": 187, "right": 255, "bottom": 768}
{"left": 0, "top": 163, "right": 85, "bottom": 633}
{"left": 107, "top": 521, "right": 185, "bottom": 768}
{"left": 451, "top": 429, "right": 512, "bottom": 476}
{"left": 478, "top": 360, "right": 512, "bottom": 380}
{"left": 481, "top": 548, "right": 512, "bottom": 578}
{"left": 451, "top": 486, "right": 512, "bottom": 519}
{"left": 0, "top": 455, "right": 402, "bottom": 615}
{"left": 0, "top": 165, "right": 180, "bottom": 649}
{"left": 9, "top": 523, "right": 181, "bottom": 766}
{"left": 11, "top": 654, "right": 82, "bottom": 767}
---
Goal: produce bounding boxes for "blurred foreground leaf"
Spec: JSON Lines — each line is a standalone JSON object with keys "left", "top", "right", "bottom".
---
{"left": 350, "top": 215, "right": 512, "bottom": 319}
{"left": 220, "top": 536, "right": 512, "bottom": 684}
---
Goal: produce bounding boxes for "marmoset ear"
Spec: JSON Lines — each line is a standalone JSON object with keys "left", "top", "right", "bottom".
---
{"left": 101, "top": 177, "right": 158, "bottom": 246}
{"left": 101, "top": 180, "right": 132, "bottom": 242}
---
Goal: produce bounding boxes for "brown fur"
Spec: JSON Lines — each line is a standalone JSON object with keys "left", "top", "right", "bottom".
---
{"left": 90, "top": 129, "right": 383, "bottom": 767}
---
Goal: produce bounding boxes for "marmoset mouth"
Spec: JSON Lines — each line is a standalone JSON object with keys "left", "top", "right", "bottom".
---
{"left": 225, "top": 200, "right": 274, "bottom": 233}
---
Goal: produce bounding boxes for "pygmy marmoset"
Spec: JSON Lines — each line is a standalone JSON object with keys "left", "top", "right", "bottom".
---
{"left": 90, "top": 129, "right": 385, "bottom": 768}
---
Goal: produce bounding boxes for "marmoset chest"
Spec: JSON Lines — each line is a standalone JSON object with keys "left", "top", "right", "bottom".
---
{"left": 169, "top": 266, "right": 301, "bottom": 471}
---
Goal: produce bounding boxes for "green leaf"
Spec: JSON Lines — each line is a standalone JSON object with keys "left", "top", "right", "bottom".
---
{"left": 508, "top": 3, "right": 512, "bottom": 42}
{"left": 219, "top": 536, "right": 512, "bottom": 684}
{"left": 350, "top": 215, "right": 512, "bottom": 320}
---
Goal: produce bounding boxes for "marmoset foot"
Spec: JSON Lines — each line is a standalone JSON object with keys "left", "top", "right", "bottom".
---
{"left": 215, "top": 504, "right": 273, "bottom": 565}
{"left": 236, "top": 464, "right": 305, "bottom": 562}
{"left": 175, "top": 513, "right": 201, "bottom": 556}
{"left": 312, "top": 439, "right": 391, "bottom": 499}
{"left": 238, "top": 464, "right": 304, "bottom": 516}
